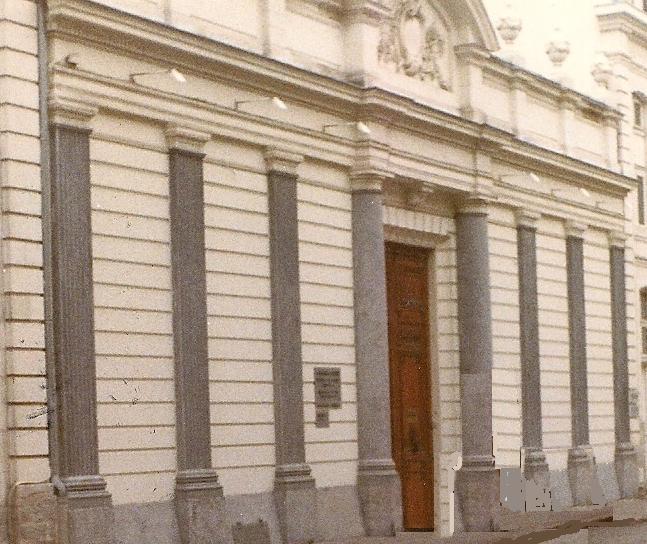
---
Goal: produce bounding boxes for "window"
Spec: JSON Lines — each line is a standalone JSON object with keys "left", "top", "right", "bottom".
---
{"left": 639, "top": 176, "right": 645, "bottom": 225}
{"left": 635, "top": 99, "right": 643, "bottom": 128}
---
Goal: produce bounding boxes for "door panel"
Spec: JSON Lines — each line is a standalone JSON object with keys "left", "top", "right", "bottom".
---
{"left": 386, "top": 242, "right": 434, "bottom": 531}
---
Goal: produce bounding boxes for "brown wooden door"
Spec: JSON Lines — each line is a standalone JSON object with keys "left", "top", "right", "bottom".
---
{"left": 385, "top": 242, "right": 434, "bottom": 531}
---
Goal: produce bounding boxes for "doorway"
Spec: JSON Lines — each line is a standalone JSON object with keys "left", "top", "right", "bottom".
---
{"left": 385, "top": 242, "right": 434, "bottom": 531}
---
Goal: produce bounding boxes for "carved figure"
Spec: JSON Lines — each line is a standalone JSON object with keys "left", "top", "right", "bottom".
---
{"left": 378, "top": 0, "right": 450, "bottom": 90}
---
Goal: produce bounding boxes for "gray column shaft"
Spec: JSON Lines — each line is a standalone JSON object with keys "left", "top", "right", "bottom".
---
{"left": 566, "top": 236, "right": 589, "bottom": 447}
{"left": 169, "top": 149, "right": 212, "bottom": 471}
{"left": 49, "top": 123, "right": 101, "bottom": 479}
{"left": 352, "top": 190, "right": 393, "bottom": 462}
{"left": 610, "top": 246, "right": 630, "bottom": 445}
{"left": 268, "top": 171, "right": 307, "bottom": 466}
{"left": 517, "top": 225, "right": 543, "bottom": 449}
{"left": 456, "top": 212, "right": 494, "bottom": 462}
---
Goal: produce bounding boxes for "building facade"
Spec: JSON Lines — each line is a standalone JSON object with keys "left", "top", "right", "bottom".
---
{"left": 0, "top": 0, "right": 643, "bottom": 543}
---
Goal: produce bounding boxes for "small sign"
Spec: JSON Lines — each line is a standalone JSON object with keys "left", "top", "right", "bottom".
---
{"left": 314, "top": 367, "right": 342, "bottom": 409}
{"left": 630, "top": 388, "right": 640, "bottom": 419}
{"left": 315, "top": 407, "right": 330, "bottom": 428}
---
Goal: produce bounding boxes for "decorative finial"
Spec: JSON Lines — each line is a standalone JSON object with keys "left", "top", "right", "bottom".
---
{"left": 591, "top": 52, "right": 612, "bottom": 89}
{"left": 546, "top": 27, "right": 570, "bottom": 67}
{"left": 497, "top": 2, "right": 522, "bottom": 46}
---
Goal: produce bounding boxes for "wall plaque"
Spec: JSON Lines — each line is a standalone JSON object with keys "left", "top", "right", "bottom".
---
{"left": 315, "top": 408, "right": 330, "bottom": 429}
{"left": 314, "top": 367, "right": 341, "bottom": 409}
{"left": 630, "top": 388, "right": 640, "bottom": 419}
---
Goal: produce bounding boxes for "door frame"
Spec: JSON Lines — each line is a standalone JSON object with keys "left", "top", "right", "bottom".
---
{"left": 384, "top": 226, "right": 443, "bottom": 532}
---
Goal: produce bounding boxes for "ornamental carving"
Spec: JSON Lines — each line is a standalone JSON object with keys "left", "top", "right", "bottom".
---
{"left": 377, "top": 0, "right": 450, "bottom": 90}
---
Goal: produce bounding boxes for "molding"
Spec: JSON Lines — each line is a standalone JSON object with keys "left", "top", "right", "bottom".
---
{"left": 516, "top": 209, "right": 541, "bottom": 229}
{"left": 565, "top": 220, "right": 588, "bottom": 238}
{"left": 46, "top": 0, "right": 637, "bottom": 200}
{"left": 264, "top": 148, "right": 304, "bottom": 176}
{"left": 165, "top": 124, "right": 210, "bottom": 154}
{"left": 344, "top": 0, "right": 391, "bottom": 25}
{"left": 48, "top": 95, "right": 97, "bottom": 130}
{"left": 609, "top": 230, "right": 628, "bottom": 248}
{"left": 350, "top": 172, "right": 387, "bottom": 192}
{"left": 383, "top": 205, "right": 450, "bottom": 236}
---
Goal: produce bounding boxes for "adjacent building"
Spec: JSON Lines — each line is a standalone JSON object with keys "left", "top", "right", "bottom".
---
{"left": 0, "top": 0, "right": 642, "bottom": 543}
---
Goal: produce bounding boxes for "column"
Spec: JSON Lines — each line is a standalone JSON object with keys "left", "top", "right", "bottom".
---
{"left": 167, "top": 126, "right": 232, "bottom": 544}
{"left": 265, "top": 149, "right": 317, "bottom": 544}
{"left": 516, "top": 211, "right": 549, "bottom": 490}
{"left": 565, "top": 221, "right": 597, "bottom": 506}
{"left": 454, "top": 195, "right": 499, "bottom": 532}
{"left": 609, "top": 231, "right": 639, "bottom": 498}
{"left": 48, "top": 97, "right": 115, "bottom": 543}
{"left": 351, "top": 173, "right": 402, "bottom": 536}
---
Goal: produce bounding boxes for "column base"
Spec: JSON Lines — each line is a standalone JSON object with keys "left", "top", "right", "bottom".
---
{"left": 56, "top": 475, "right": 115, "bottom": 544}
{"left": 357, "top": 459, "right": 402, "bottom": 537}
{"left": 523, "top": 449, "right": 551, "bottom": 511}
{"left": 175, "top": 469, "right": 232, "bottom": 544}
{"left": 455, "top": 457, "right": 500, "bottom": 532}
{"left": 274, "top": 463, "right": 317, "bottom": 544}
{"left": 616, "top": 443, "right": 639, "bottom": 499}
{"left": 567, "top": 447, "right": 600, "bottom": 506}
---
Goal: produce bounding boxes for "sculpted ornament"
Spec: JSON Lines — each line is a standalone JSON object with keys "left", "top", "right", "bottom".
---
{"left": 378, "top": 0, "right": 450, "bottom": 90}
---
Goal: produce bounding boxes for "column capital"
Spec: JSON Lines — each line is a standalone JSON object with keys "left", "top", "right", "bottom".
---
{"left": 565, "top": 220, "right": 587, "bottom": 238}
{"left": 264, "top": 147, "right": 303, "bottom": 176}
{"left": 608, "top": 230, "right": 628, "bottom": 248}
{"left": 456, "top": 191, "right": 496, "bottom": 215}
{"left": 165, "top": 125, "right": 210, "bottom": 155}
{"left": 516, "top": 209, "right": 541, "bottom": 229}
{"left": 49, "top": 96, "right": 98, "bottom": 131}
{"left": 350, "top": 171, "right": 391, "bottom": 193}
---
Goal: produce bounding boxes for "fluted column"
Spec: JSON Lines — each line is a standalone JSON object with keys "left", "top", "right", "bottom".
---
{"left": 454, "top": 195, "right": 499, "bottom": 532}
{"left": 167, "top": 126, "right": 232, "bottom": 544}
{"left": 48, "top": 97, "right": 115, "bottom": 544}
{"left": 265, "top": 149, "right": 317, "bottom": 544}
{"left": 351, "top": 173, "right": 403, "bottom": 536}
{"left": 609, "top": 231, "right": 639, "bottom": 498}
{"left": 516, "top": 210, "right": 549, "bottom": 490}
{"left": 565, "top": 221, "right": 598, "bottom": 506}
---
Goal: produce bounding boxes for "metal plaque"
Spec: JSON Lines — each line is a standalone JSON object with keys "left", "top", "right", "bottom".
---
{"left": 314, "top": 367, "right": 342, "bottom": 409}
{"left": 630, "top": 388, "right": 640, "bottom": 419}
{"left": 315, "top": 407, "right": 330, "bottom": 428}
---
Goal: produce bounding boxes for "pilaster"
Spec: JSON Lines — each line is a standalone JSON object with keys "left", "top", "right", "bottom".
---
{"left": 343, "top": 1, "right": 390, "bottom": 85}
{"left": 48, "top": 98, "right": 115, "bottom": 544}
{"left": 608, "top": 231, "right": 639, "bottom": 498}
{"left": 351, "top": 170, "right": 402, "bottom": 536}
{"left": 454, "top": 194, "right": 499, "bottom": 532}
{"left": 515, "top": 210, "right": 549, "bottom": 492}
{"left": 265, "top": 148, "right": 317, "bottom": 544}
{"left": 564, "top": 220, "right": 598, "bottom": 506}
{"left": 167, "top": 125, "right": 232, "bottom": 544}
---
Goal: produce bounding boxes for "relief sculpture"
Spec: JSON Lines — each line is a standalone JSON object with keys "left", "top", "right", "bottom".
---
{"left": 378, "top": 0, "right": 450, "bottom": 90}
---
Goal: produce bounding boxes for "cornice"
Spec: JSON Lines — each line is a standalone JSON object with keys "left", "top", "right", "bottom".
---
{"left": 47, "top": 0, "right": 635, "bottom": 199}
{"left": 597, "top": 6, "right": 647, "bottom": 50}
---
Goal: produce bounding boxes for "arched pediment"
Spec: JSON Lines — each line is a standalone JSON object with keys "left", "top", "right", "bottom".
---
{"left": 436, "top": 0, "right": 499, "bottom": 52}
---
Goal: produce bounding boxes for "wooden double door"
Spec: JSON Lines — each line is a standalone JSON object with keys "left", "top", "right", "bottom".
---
{"left": 385, "top": 242, "right": 434, "bottom": 531}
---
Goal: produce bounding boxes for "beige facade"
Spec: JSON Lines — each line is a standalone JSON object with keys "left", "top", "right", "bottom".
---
{"left": 0, "top": 0, "right": 643, "bottom": 543}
